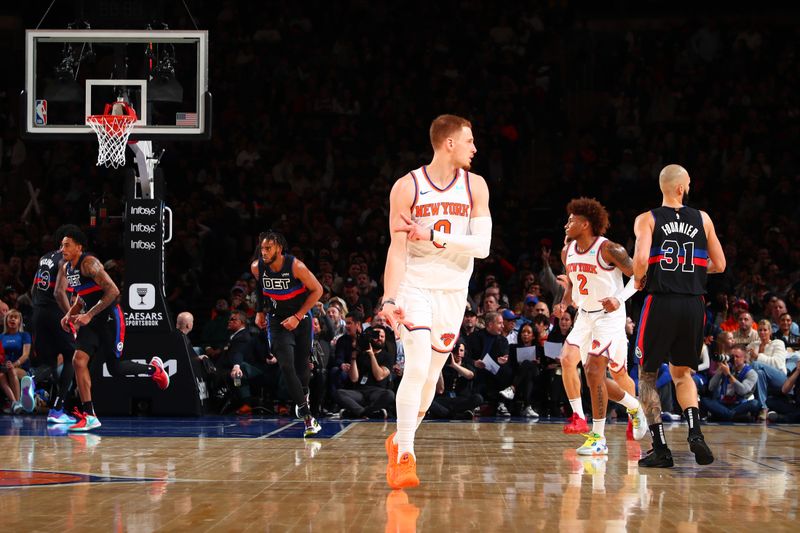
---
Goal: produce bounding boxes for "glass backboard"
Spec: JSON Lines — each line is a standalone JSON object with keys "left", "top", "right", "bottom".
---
{"left": 23, "top": 29, "right": 210, "bottom": 139}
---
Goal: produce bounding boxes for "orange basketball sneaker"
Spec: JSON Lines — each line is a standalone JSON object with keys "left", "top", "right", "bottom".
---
{"left": 563, "top": 413, "right": 589, "bottom": 434}
{"left": 385, "top": 432, "right": 398, "bottom": 477}
{"left": 387, "top": 452, "right": 419, "bottom": 490}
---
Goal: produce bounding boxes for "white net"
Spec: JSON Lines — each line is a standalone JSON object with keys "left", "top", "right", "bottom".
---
{"left": 86, "top": 114, "right": 136, "bottom": 168}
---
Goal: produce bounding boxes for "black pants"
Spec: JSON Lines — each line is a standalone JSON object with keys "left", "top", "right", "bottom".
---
{"left": 479, "top": 365, "right": 514, "bottom": 404}
{"left": 32, "top": 305, "right": 76, "bottom": 409}
{"left": 309, "top": 369, "right": 327, "bottom": 416}
{"left": 513, "top": 361, "right": 540, "bottom": 406}
{"left": 545, "top": 369, "right": 567, "bottom": 417}
{"left": 766, "top": 397, "right": 800, "bottom": 423}
{"left": 429, "top": 392, "right": 484, "bottom": 418}
{"left": 269, "top": 314, "right": 312, "bottom": 411}
{"left": 335, "top": 386, "right": 395, "bottom": 417}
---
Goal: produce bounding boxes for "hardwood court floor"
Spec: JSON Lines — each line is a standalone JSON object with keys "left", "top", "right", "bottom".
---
{"left": 0, "top": 417, "right": 798, "bottom": 532}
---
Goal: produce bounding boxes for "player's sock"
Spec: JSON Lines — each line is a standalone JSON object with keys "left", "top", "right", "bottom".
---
{"left": 53, "top": 396, "right": 64, "bottom": 411}
{"left": 618, "top": 392, "right": 639, "bottom": 410}
{"left": 649, "top": 422, "right": 668, "bottom": 450}
{"left": 569, "top": 398, "right": 585, "bottom": 419}
{"left": 82, "top": 401, "right": 95, "bottom": 416}
{"left": 684, "top": 406, "right": 702, "bottom": 437}
{"left": 416, "top": 413, "right": 425, "bottom": 430}
{"left": 592, "top": 419, "right": 605, "bottom": 437}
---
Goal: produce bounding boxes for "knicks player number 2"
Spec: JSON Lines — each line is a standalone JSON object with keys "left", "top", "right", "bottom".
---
{"left": 576, "top": 274, "right": 588, "bottom": 295}
{"left": 432, "top": 220, "right": 451, "bottom": 249}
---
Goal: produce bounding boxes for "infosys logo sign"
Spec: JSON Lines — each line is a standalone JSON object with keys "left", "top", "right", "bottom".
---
{"left": 130, "top": 206, "right": 157, "bottom": 216}
{"left": 130, "top": 222, "right": 157, "bottom": 233}
{"left": 131, "top": 240, "right": 156, "bottom": 250}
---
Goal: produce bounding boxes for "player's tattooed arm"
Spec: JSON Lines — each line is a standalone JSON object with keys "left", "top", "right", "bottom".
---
{"left": 603, "top": 241, "right": 635, "bottom": 277}
{"left": 82, "top": 256, "right": 120, "bottom": 318}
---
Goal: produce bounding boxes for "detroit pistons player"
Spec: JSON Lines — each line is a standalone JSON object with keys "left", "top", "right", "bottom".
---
{"left": 31, "top": 224, "right": 79, "bottom": 424}
{"left": 633, "top": 164, "right": 725, "bottom": 468}
{"left": 58, "top": 227, "right": 169, "bottom": 432}
{"left": 379, "top": 114, "right": 492, "bottom": 489}
{"left": 558, "top": 198, "right": 648, "bottom": 455}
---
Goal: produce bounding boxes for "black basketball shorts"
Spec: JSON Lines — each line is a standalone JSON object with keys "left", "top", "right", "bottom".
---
{"left": 635, "top": 293, "right": 705, "bottom": 373}
{"left": 75, "top": 305, "right": 125, "bottom": 361}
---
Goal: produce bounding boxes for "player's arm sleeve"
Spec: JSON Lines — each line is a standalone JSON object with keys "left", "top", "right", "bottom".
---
{"left": 614, "top": 277, "right": 639, "bottom": 303}
{"left": 431, "top": 216, "right": 492, "bottom": 258}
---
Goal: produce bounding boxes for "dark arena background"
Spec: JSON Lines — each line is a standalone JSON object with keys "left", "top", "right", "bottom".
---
{"left": 0, "top": 1, "right": 798, "bottom": 531}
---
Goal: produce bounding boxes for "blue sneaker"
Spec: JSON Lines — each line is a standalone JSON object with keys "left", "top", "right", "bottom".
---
{"left": 68, "top": 411, "right": 101, "bottom": 432}
{"left": 20, "top": 376, "right": 36, "bottom": 413}
{"left": 47, "top": 408, "right": 77, "bottom": 424}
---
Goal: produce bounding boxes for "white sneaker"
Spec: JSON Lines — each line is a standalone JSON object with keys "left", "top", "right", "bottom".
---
{"left": 496, "top": 403, "right": 511, "bottom": 417}
{"left": 628, "top": 407, "right": 648, "bottom": 440}
{"left": 661, "top": 412, "right": 682, "bottom": 422}
{"left": 499, "top": 386, "right": 515, "bottom": 401}
{"left": 521, "top": 405, "right": 539, "bottom": 418}
{"left": 20, "top": 375, "right": 36, "bottom": 413}
{"left": 577, "top": 433, "right": 608, "bottom": 456}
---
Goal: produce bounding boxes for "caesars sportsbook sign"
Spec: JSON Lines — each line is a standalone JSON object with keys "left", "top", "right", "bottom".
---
{"left": 123, "top": 200, "right": 170, "bottom": 331}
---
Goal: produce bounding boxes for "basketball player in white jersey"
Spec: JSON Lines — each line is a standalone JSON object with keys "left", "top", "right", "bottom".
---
{"left": 557, "top": 198, "right": 648, "bottom": 455}
{"left": 379, "top": 114, "right": 492, "bottom": 489}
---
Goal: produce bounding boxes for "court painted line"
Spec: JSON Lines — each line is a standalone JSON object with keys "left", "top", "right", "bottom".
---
{"left": 768, "top": 425, "right": 800, "bottom": 437}
{"left": 330, "top": 421, "right": 358, "bottom": 439}
{"left": 728, "top": 452, "right": 786, "bottom": 472}
{"left": 256, "top": 421, "right": 300, "bottom": 439}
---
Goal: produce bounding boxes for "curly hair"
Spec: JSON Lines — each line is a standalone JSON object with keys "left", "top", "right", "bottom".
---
{"left": 566, "top": 197, "right": 610, "bottom": 236}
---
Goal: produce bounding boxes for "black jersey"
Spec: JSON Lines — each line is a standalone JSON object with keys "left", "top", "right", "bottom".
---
{"left": 645, "top": 206, "right": 708, "bottom": 295}
{"left": 32, "top": 249, "right": 63, "bottom": 308}
{"left": 65, "top": 253, "right": 111, "bottom": 318}
{"left": 258, "top": 254, "right": 307, "bottom": 320}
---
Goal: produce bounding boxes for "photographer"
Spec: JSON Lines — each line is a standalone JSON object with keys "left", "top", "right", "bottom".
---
{"left": 329, "top": 311, "right": 363, "bottom": 402}
{"left": 701, "top": 345, "right": 760, "bottom": 422}
{"left": 429, "top": 341, "right": 483, "bottom": 419}
{"left": 334, "top": 326, "right": 395, "bottom": 418}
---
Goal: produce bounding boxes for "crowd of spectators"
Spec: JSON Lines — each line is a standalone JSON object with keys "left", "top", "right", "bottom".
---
{"left": 1, "top": 3, "right": 799, "bottom": 421}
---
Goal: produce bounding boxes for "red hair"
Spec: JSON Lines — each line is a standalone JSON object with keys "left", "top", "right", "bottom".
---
{"left": 429, "top": 114, "right": 472, "bottom": 149}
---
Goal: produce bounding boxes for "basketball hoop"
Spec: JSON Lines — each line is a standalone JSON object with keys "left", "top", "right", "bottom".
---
{"left": 86, "top": 100, "right": 138, "bottom": 168}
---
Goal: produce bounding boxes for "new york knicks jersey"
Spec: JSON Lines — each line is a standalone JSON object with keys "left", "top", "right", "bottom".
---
{"left": 405, "top": 166, "right": 474, "bottom": 290}
{"left": 565, "top": 237, "right": 625, "bottom": 312}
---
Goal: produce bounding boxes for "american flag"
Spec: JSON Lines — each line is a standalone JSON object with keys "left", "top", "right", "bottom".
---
{"left": 175, "top": 112, "right": 198, "bottom": 126}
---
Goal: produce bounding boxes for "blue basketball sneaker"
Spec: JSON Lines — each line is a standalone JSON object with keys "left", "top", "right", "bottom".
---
{"left": 68, "top": 409, "right": 101, "bottom": 432}
{"left": 47, "top": 408, "right": 77, "bottom": 425}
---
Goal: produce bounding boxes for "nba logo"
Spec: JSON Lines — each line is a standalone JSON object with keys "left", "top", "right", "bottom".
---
{"left": 35, "top": 100, "right": 47, "bottom": 126}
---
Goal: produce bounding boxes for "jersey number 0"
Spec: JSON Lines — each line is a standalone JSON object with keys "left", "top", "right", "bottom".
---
{"left": 432, "top": 220, "right": 451, "bottom": 249}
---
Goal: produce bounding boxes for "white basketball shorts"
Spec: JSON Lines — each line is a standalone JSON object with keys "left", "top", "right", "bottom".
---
{"left": 565, "top": 308, "right": 628, "bottom": 373}
{"left": 397, "top": 282, "right": 467, "bottom": 354}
